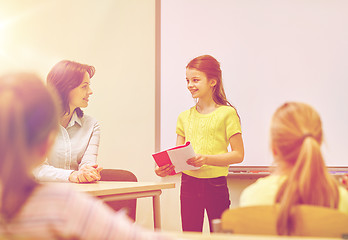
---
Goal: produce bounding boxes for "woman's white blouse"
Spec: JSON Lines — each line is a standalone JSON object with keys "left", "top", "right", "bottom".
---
{"left": 34, "top": 112, "right": 100, "bottom": 182}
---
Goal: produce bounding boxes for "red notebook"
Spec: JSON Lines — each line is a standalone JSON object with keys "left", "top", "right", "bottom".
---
{"left": 152, "top": 142, "right": 199, "bottom": 175}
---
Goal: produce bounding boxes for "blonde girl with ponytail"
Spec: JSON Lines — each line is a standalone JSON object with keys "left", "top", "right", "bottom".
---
{"left": 240, "top": 102, "right": 348, "bottom": 235}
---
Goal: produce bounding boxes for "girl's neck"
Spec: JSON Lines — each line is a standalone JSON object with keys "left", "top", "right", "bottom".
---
{"left": 273, "top": 161, "right": 292, "bottom": 176}
{"left": 196, "top": 98, "right": 219, "bottom": 114}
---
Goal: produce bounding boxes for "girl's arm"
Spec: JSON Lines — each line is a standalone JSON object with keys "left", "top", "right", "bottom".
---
{"left": 176, "top": 134, "right": 186, "bottom": 146}
{"left": 187, "top": 133, "right": 244, "bottom": 167}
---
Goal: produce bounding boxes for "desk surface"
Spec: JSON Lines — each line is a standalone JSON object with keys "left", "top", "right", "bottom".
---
{"left": 166, "top": 232, "right": 341, "bottom": 240}
{"left": 65, "top": 181, "right": 176, "bottom": 229}
{"left": 69, "top": 181, "right": 176, "bottom": 197}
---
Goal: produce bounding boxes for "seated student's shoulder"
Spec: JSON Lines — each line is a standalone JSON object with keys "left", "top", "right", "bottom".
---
{"left": 240, "top": 175, "right": 285, "bottom": 207}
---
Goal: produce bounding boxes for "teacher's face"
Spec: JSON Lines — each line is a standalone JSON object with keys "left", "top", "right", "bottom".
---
{"left": 69, "top": 72, "right": 93, "bottom": 110}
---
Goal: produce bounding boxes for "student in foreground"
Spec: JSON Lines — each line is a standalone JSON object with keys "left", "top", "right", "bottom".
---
{"left": 34, "top": 60, "right": 102, "bottom": 183}
{"left": 240, "top": 102, "right": 348, "bottom": 235}
{"left": 155, "top": 55, "right": 244, "bottom": 232}
{"left": 0, "top": 73, "right": 173, "bottom": 240}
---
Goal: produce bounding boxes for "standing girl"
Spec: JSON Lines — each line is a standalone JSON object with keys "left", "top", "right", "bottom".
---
{"left": 156, "top": 55, "right": 244, "bottom": 232}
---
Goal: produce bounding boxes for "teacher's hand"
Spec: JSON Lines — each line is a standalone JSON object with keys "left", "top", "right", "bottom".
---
{"left": 69, "top": 165, "right": 103, "bottom": 183}
{"left": 155, "top": 164, "right": 175, "bottom": 177}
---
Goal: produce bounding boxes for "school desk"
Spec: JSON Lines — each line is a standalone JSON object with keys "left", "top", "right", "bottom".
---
{"left": 165, "top": 231, "right": 342, "bottom": 240}
{"left": 67, "top": 181, "right": 175, "bottom": 229}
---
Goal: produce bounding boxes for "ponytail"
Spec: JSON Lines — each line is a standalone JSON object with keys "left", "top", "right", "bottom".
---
{"left": 272, "top": 102, "right": 339, "bottom": 235}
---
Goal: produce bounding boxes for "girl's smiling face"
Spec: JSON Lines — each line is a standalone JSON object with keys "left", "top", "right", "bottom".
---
{"left": 68, "top": 72, "right": 93, "bottom": 110}
{"left": 186, "top": 68, "right": 216, "bottom": 99}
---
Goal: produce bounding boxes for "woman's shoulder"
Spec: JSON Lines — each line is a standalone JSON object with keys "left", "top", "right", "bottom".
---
{"left": 80, "top": 114, "right": 99, "bottom": 127}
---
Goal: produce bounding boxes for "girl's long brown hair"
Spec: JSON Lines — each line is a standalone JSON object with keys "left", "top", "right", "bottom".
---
{"left": 186, "top": 55, "right": 240, "bottom": 122}
{"left": 271, "top": 102, "right": 339, "bottom": 235}
{"left": 0, "top": 73, "right": 59, "bottom": 220}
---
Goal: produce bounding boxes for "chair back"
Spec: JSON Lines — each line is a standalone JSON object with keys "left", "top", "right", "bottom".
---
{"left": 100, "top": 169, "right": 137, "bottom": 182}
{"left": 99, "top": 169, "right": 138, "bottom": 221}
{"left": 220, "top": 205, "right": 348, "bottom": 238}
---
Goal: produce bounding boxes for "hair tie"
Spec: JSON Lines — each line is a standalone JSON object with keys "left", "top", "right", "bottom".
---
{"left": 301, "top": 133, "right": 314, "bottom": 142}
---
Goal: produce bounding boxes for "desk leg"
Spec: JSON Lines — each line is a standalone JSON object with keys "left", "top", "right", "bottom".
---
{"left": 153, "top": 191, "right": 162, "bottom": 229}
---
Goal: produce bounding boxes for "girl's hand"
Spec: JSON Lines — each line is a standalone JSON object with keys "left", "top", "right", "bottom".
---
{"left": 186, "top": 154, "right": 206, "bottom": 167}
{"left": 155, "top": 164, "right": 175, "bottom": 177}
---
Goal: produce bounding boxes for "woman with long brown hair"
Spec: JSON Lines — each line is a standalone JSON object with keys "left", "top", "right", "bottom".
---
{"left": 240, "top": 102, "right": 348, "bottom": 235}
{"left": 34, "top": 60, "right": 102, "bottom": 183}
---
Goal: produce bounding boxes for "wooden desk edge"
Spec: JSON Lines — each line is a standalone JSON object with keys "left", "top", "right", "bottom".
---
{"left": 72, "top": 181, "right": 176, "bottom": 196}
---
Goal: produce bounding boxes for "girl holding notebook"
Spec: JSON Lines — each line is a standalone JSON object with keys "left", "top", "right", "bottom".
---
{"left": 155, "top": 55, "right": 244, "bottom": 232}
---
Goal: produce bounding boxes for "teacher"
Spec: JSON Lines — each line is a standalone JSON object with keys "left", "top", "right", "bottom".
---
{"left": 34, "top": 60, "right": 102, "bottom": 183}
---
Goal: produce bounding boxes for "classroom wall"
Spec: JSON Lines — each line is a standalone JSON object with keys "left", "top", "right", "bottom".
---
{"left": 0, "top": 0, "right": 254, "bottom": 232}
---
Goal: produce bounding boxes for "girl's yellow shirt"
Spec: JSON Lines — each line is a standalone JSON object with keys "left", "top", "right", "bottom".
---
{"left": 176, "top": 105, "right": 241, "bottom": 178}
